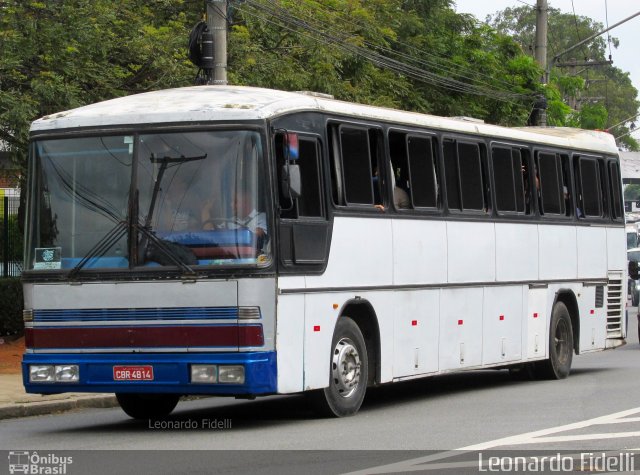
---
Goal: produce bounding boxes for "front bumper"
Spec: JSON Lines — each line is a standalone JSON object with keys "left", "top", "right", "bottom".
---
{"left": 22, "top": 351, "right": 277, "bottom": 395}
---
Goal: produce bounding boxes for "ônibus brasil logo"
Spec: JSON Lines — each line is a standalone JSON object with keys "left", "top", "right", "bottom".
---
{"left": 8, "top": 451, "right": 73, "bottom": 474}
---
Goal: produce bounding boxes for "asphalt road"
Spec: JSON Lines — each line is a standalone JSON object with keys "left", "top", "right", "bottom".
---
{"left": 2, "top": 308, "right": 640, "bottom": 474}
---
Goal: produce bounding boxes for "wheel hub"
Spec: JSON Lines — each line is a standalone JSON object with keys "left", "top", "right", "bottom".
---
{"left": 331, "top": 337, "right": 361, "bottom": 398}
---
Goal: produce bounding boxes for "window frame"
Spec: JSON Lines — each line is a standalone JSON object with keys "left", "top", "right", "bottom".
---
{"left": 442, "top": 137, "right": 489, "bottom": 214}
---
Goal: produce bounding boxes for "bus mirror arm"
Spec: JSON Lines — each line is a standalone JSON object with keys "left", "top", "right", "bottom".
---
{"left": 629, "top": 260, "right": 639, "bottom": 280}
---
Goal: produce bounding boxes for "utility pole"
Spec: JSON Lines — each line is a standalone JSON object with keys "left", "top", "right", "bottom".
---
{"left": 535, "top": 0, "right": 548, "bottom": 80}
{"left": 531, "top": 0, "right": 548, "bottom": 126}
{"left": 206, "top": 0, "right": 228, "bottom": 85}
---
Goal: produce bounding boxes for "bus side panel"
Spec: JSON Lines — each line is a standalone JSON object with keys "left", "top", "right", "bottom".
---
{"left": 524, "top": 287, "right": 549, "bottom": 359}
{"left": 577, "top": 227, "right": 607, "bottom": 278}
{"left": 439, "top": 288, "right": 483, "bottom": 370}
{"left": 482, "top": 286, "right": 522, "bottom": 365}
{"left": 576, "top": 285, "right": 607, "bottom": 353}
{"left": 276, "top": 277, "right": 306, "bottom": 393}
{"left": 304, "top": 217, "right": 393, "bottom": 289}
{"left": 392, "top": 289, "right": 439, "bottom": 378}
{"left": 392, "top": 219, "right": 447, "bottom": 285}
{"left": 446, "top": 222, "right": 495, "bottom": 283}
{"left": 606, "top": 227, "right": 626, "bottom": 271}
{"left": 495, "top": 223, "right": 538, "bottom": 282}
{"left": 539, "top": 225, "right": 578, "bottom": 280}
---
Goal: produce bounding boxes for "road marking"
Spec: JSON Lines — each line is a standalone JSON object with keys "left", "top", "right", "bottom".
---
{"left": 342, "top": 407, "right": 640, "bottom": 475}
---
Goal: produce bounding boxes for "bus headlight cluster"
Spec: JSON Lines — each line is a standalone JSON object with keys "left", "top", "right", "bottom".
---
{"left": 190, "top": 364, "right": 244, "bottom": 384}
{"left": 29, "top": 365, "right": 79, "bottom": 383}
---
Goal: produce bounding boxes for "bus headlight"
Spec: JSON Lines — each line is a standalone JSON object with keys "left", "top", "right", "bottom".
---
{"left": 218, "top": 365, "right": 245, "bottom": 384}
{"left": 55, "top": 365, "right": 79, "bottom": 382}
{"left": 191, "top": 364, "right": 217, "bottom": 383}
{"left": 29, "top": 365, "right": 79, "bottom": 383}
{"left": 29, "top": 365, "right": 55, "bottom": 382}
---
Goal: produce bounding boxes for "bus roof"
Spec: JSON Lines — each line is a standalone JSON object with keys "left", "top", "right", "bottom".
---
{"left": 31, "top": 85, "right": 619, "bottom": 155}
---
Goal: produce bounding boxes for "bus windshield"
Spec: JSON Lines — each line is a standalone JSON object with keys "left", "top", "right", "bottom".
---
{"left": 26, "top": 130, "right": 270, "bottom": 272}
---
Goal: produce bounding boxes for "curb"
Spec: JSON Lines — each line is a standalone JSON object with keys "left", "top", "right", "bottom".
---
{"left": 0, "top": 395, "right": 118, "bottom": 421}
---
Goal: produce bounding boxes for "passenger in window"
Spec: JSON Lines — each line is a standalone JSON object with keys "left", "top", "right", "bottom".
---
{"left": 391, "top": 171, "right": 411, "bottom": 209}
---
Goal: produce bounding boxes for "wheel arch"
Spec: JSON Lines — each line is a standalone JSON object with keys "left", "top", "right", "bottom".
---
{"left": 338, "top": 298, "right": 381, "bottom": 386}
{"left": 554, "top": 289, "right": 580, "bottom": 354}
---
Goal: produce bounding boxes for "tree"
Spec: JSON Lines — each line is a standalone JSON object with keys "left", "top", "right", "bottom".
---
{"left": 489, "top": 5, "right": 639, "bottom": 150}
{"left": 0, "top": 0, "right": 198, "bottom": 173}
{"left": 624, "top": 184, "right": 640, "bottom": 201}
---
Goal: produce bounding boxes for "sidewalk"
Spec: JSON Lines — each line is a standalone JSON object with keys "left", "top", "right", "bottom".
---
{"left": 0, "top": 373, "right": 118, "bottom": 420}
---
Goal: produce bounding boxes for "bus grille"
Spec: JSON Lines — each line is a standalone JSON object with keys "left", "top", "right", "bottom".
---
{"left": 606, "top": 273, "right": 623, "bottom": 338}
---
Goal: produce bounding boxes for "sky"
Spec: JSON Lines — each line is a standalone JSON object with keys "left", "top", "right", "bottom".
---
{"left": 454, "top": 0, "right": 640, "bottom": 137}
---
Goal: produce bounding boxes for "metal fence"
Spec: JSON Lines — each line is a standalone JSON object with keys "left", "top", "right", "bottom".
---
{"left": 0, "top": 195, "right": 23, "bottom": 277}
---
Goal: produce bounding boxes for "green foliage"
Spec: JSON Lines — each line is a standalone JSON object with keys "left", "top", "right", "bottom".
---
{"left": 489, "top": 6, "right": 639, "bottom": 150}
{"left": 624, "top": 184, "right": 640, "bottom": 201}
{"left": 578, "top": 103, "right": 608, "bottom": 130}
{"left": 0, "top": 215, "right": 23, "bottom": 262}
{"left": 0, "top": 278, "right": 23, "bottom": 336}
{"left": 3, "top": 0, "right": 638, "bottom": 178}
{"left": 0, "top": 0, "right": 198, "bottom": 173}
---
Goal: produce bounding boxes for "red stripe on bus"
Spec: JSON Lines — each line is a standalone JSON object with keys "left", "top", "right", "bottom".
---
{"left": 25, "top": 325, "right": 263, "bottom": 349}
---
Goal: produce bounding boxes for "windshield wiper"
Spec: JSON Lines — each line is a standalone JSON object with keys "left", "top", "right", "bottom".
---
{"left": 68, "top": 220, "right": 128, "bottom": 279}
{"left": 68, "top": 153, "right": 207, "bottom": 279}
{"left": 136, "top": 153, "right": 207, "bottom": 275}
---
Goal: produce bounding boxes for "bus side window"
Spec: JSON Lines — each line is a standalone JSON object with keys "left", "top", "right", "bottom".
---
{"left": 609, "top": 161, "right": 623, "bottom": 220}
{"left": 407, "top": 135, "right": 439, "bottom": 209}
{"left": 443, "top": 139, "right": 461, "bottom": 211}
{"left": 574, "top": 155, "right": 604, "bottom": 219}
{"left": 492, "top": 146, "right": 517, "bottom": 213}
{"left": 388, "top": 131, "right": 412, "bottom": 210}
{"left": 329, "top": 124, "right": 385, "bottom": 209}
{"left": 492, "top": 145, "right": 528, "bottom": 214}
{"left": 458, "top": 142, "right": 485, "bottom": 211}
{"left": 276, "top": 133, "right": 324, "bottom": 219}
{"left": 443, "top": 138, "right": 486, "bottom": 212}
{"left": 536, "top": 152, "right": 563, "bottom": 216}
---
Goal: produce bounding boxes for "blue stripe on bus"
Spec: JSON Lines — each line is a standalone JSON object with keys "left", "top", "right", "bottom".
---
{"left": 33, "top": 307, "right": 239, "bottom": 322}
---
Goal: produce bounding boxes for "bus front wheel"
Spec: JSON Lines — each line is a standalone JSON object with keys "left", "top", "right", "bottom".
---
{"left": 116, "top": 393, "right": 180, "bottom": 419}
{"left": 535, "top": 302, "right": 573, "bottom": 380}
{"left": 307, "top": 317, "right": 368, "bottom": 417}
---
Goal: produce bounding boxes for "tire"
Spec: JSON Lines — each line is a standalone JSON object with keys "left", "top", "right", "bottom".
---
{"left": 535, "top": 302, "right": 573, "bottom": 380}
{"left": 307, "top": 317, "right": 368, "bottom": 417}
{"left": 116, "top": 393, "right": 180, "bottom": 419}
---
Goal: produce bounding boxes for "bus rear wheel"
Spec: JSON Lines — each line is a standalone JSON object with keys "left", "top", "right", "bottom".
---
{"left": 307, "top": 317, "right": 368, "bottom": 417}
{"left": 116, "top": 393, "right": 180, "bottom": 419}
{"left": 535, "top": 302, "right": 573, "bottom": 380}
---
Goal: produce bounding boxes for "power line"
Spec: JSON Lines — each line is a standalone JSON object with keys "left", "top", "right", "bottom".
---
{"left": 238, "top": 0, "right": 535, "bottom": 109}
{"left": 305, "top": 0, "right": 524, "bottom": 93}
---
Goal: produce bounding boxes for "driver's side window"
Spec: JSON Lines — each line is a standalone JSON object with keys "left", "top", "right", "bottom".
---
{"left": 276, "top": 133, "right": 324, "bottom": 220}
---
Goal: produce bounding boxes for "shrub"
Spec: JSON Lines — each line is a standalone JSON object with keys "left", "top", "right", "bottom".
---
{"left": 0, "top": 278, "right": 23, "bottom": 336}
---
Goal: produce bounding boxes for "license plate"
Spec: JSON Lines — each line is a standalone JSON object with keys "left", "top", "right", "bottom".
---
{"left": 113, "top": 365, "right": 154, "bottom": 381}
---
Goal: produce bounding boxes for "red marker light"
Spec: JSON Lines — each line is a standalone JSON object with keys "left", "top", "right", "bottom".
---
{"left": 458, "top": 320, "right": 463, "bottom": 325}
{"left": 313, "top": 325, "right": 320, "bottom": 332}
{"left": 499, "top": 315, "right": 505, "bottom": 321}
{"left": 412, "top": 320, "right": 418, "bottom": 326}
{"left": 590, "top": 309, "right": 595, "bottom": 315}
{"left": 533, "top": 313, "right": 538, "bottom": 319}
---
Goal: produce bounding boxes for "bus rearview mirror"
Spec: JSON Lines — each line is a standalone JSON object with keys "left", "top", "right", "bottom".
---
{"left": 281, "top": 164, "right": 301, "bottom": 199}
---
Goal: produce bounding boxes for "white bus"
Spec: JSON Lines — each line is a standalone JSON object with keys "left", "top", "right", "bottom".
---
{"left": 22, "top": 86, "right": 627, "bottom": 418}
